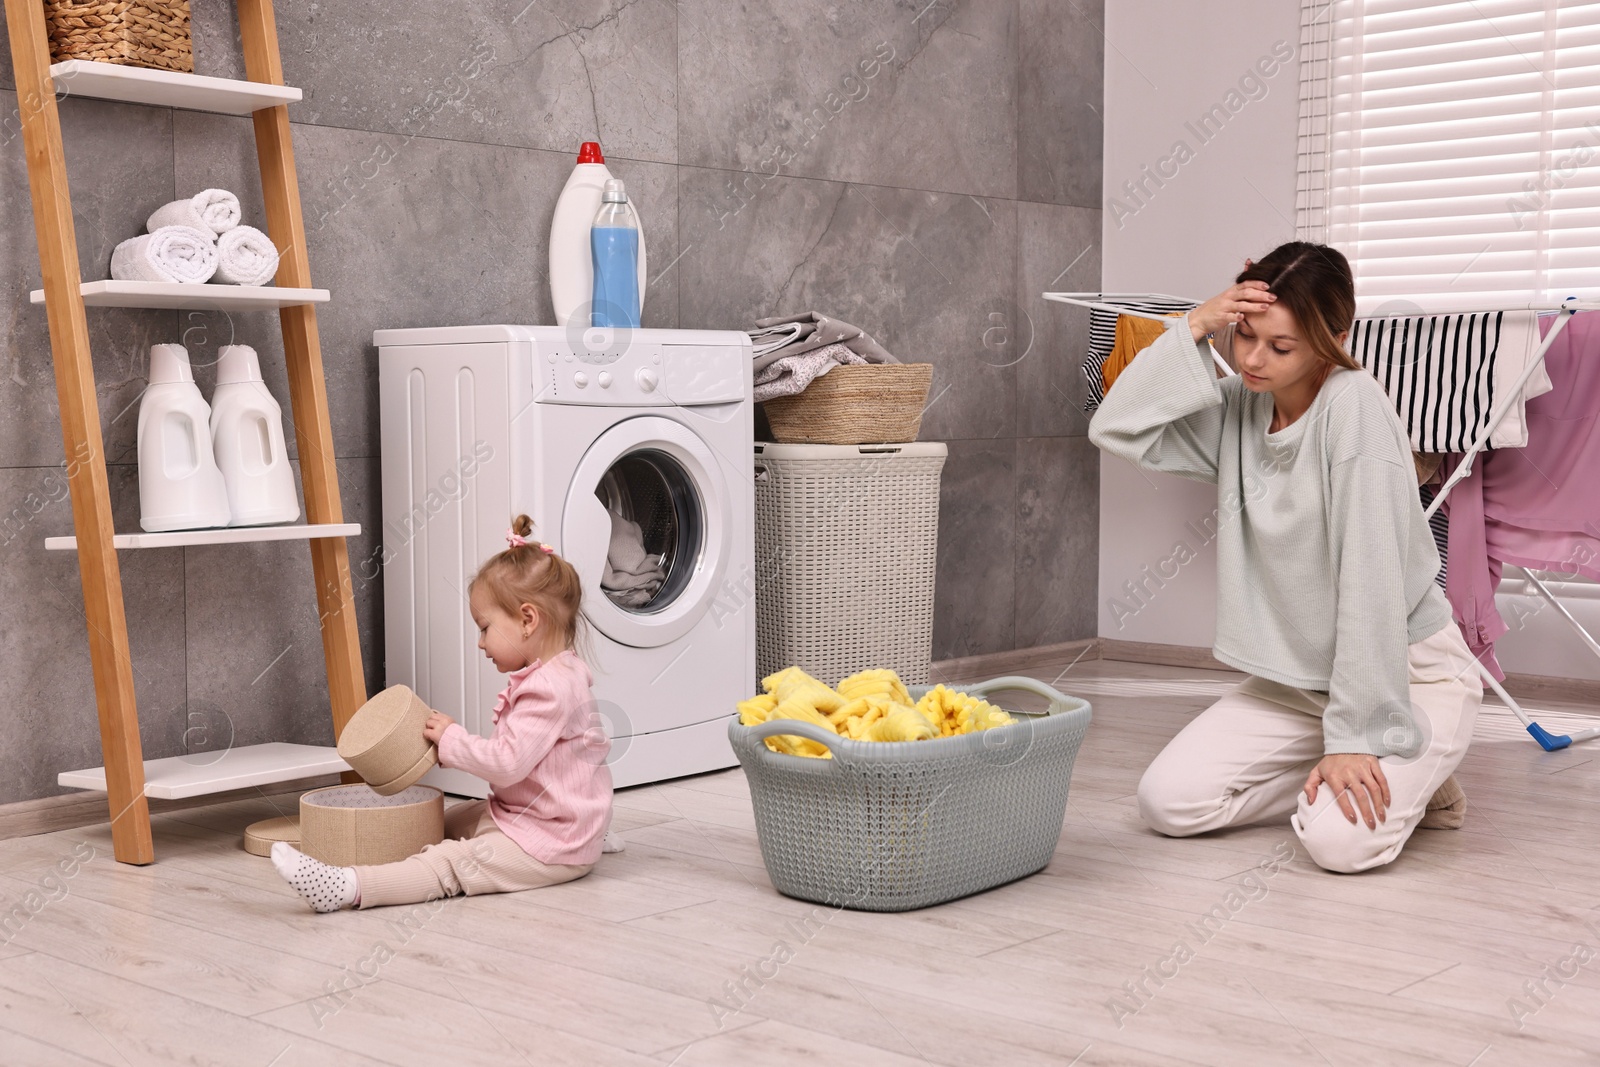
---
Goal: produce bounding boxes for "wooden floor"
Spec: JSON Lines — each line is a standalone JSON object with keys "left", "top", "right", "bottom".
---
{"left": 3, "top": 656, "right": 1599, "bottom": 1067}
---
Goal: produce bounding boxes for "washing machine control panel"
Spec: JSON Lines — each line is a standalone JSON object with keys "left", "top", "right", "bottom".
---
{"left": 534, "top": 334, "right": 746, "bottom": 406}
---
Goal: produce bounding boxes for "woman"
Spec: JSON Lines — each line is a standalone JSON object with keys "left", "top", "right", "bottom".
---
{"left": 1087, "top": 242, "right": 1482, "bottom": 874}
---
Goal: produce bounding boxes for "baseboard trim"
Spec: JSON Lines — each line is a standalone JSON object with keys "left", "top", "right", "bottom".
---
{"left": 930, "top": 637, "right": 1100, "bottom": 683}
{"left": 936, "top": 637, "right": 1599, "bottom": 709}
{"left": 1097, "top": 639, "right": 1237, "bottom": 673}
{"left": 1497, "top": 671, "right": 1600, "bottom": 708}
{"left": 0, "top": 773, "right": 344, "bottom": 843}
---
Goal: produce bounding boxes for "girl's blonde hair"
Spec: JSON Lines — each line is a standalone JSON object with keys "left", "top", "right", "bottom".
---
{"left": 470, "top": 514, "right": 588, "bottom": 656}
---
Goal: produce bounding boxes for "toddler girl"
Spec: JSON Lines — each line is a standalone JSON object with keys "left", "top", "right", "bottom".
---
{"left": 273, "top": 516, "right": 616, "bottom": 912}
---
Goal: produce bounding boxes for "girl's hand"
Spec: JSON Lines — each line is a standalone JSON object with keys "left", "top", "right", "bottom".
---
{"left": 1189, "top": 279, "right": 1276, "bottom": 342}
{"left": 1304, "top": 754, "right": 1390, "bottom": 829}
{"left": 422, "top": 711, "right": 456, "bottom": 745}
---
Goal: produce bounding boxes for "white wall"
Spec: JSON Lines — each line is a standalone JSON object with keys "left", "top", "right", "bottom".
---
{"left": 1097, "top": 1, "right": 1600, "bottom": 682}
{"left": 1098, "top": 0, "right": 1301, "bottom": 648}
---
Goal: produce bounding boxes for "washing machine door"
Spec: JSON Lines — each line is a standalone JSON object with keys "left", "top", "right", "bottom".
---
{"left": 562, "top": 415, "right": 731, "bottom": 648}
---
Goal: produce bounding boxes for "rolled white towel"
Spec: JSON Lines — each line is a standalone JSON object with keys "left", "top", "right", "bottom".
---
{"left": 213, "top": 225, "right": 280, "bottom": 286}
{"left": 147, "top": 189, "right": 242, "bottom": 235}
{"left": 110, "top": 226, "right": 218, "bottom": 284}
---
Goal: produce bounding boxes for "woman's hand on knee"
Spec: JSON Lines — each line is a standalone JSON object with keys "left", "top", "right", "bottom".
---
{"left": 1304, "top": 754, "right": 1390, "bottom": 829}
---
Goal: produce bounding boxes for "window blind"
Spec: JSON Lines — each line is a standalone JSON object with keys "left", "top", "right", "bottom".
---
{"left": 1297, "top": 0, "right": 1600, "bottom": 304}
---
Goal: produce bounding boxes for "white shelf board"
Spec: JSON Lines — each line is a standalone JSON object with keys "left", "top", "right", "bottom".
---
{"left": 50, "top": 60, "right": 301, "bottom": 115}
{"left": 59, "top": 743, "right": 349, "bottom": 800}
{"left": 31, "top": 280, "right": 328, "bottom": 311}
{"left": 46, "top": 522, "right": 360, "bottom": 551}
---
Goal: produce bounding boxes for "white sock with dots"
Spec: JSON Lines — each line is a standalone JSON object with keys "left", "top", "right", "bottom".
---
{"left": 271, "top": 841, "right": 359, "bottom": 912}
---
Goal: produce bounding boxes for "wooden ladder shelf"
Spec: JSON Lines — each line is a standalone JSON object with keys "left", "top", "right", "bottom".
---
{"left": 3, "top": 0, "right": 366, "bottom": 864}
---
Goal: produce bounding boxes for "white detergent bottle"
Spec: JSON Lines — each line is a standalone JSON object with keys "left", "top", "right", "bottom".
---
{"left": 137, "top": 344, "right": 232, "bottom": 532}
{"left": 549, "top": 141, "right": 647, "bottom": 327}
{"left": 210, "top": 344, "right": 299, "bottom": 527}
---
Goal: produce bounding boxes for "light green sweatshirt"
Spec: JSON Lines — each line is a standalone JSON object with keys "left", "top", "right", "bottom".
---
{"left": 1087, "top": 315, "right": 1453, "bottom": 757}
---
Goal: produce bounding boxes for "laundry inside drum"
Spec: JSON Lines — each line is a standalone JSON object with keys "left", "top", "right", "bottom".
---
{"left": 596, "top": 449, "right": 703, "bottom": 612}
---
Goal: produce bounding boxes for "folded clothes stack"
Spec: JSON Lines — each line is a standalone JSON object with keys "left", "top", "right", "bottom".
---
{"left": 110, "top": 189, "right": 281, "bottom": 286}
{"left": 748, "top": 311, "right": 898, "bottom": 402}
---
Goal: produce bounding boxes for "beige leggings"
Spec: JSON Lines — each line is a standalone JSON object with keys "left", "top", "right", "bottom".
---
{"left": 1136, "top": 623, "right": 1483, "bottom": 873}
{"left": 353, "top": 798, "right": 593, "bottom": 909}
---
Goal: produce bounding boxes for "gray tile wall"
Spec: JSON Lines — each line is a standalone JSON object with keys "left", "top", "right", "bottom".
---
{"left": 0, "top": 0, "right": 1101, "bottom": 805}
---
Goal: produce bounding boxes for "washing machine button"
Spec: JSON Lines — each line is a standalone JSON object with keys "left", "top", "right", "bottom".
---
{"left": 635, "top": 367, "right": 659, "bottom": 392}
{"left": 597, "top": 371, "right": 613, "bottom": 389}
{"left": 573, "top": 371, "right": 588, "bottom": 388}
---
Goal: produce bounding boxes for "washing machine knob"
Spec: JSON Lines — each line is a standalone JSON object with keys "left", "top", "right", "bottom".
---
{"left": 597, "top": 371, "right": 613, "bottom": 389}
{"left": 635, "top": 367, "right": 659, "bottom": 392}
{"left": 573, "top": 371, "right": 588, "bottom": 388}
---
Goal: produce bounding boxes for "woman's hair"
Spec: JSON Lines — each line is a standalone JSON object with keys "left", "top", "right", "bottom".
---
{"left": 1235, "top": 241, "right": 1362, "bottom": 382}
{"left": 470, "top": 514, "right": 589, "bottom": 657}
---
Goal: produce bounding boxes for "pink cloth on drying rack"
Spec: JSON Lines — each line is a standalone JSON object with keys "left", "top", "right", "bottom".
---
{"left": 1440, "top": 310, "right": 1600, "bottom": 680}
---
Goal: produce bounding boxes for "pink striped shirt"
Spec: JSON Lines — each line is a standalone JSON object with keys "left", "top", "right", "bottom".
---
{"left": 436, "top": 649, "right": 613, "bottom": 866}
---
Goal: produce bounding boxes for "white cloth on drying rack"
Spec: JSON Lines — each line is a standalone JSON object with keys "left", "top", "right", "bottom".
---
{"left": 1347, "top": 310, "right": 1548, "bottom": 453}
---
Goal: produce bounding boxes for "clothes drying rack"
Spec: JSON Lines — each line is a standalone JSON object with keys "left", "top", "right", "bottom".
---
{"left": 1044, "top": 290, "right": 1600, "bottom": 751}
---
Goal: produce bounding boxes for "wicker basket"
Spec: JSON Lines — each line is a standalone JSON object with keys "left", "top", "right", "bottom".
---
{"left": 730, "top": 676, "right": 1092, "bottom": 912}
{"left": 763, "top": 363, "right": 933, "bottom": 445}
{"left": 46, "top": 1, "right": 193, "bottom": 73}
{"left": 299, "top": 784, "right": 445, "bottom": 867}
{"left": 753, "top": 442, "right": 946, "bottom": 687}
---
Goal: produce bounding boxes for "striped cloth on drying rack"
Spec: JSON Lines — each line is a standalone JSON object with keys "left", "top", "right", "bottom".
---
{"left": 1346, "top": 311, "right": 1545, "bottom": 453}
{"left": 1081, "top": 295, "right": 1198, "bottom": 413}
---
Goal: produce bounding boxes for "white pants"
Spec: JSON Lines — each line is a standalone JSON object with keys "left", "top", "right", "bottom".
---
{"left": 1136, "top": 623, "right": 1483, "bottom": 873}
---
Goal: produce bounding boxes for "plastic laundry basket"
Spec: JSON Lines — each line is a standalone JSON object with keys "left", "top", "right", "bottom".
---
{"left": 753, "top": 442, "right": 946, "bottom": 687}
{"left": 729, "top": 676, "right": 1092, "bottom": 912}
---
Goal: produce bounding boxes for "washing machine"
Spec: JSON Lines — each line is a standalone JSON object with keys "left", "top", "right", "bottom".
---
{"left": 373, "top": 324, "right": 754, "bottom": 793}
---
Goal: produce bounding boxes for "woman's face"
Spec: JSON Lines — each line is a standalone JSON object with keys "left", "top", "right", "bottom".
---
{"left": 1232, "top": 301, "right": 1325, "bottom": 395}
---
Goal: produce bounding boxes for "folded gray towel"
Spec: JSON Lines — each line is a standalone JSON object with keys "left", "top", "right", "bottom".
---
{"left": 750, "top": 312, "right": 897, "bottom": 373}
{"left": 753, "top": 343, "right": 868, "bottom": 402}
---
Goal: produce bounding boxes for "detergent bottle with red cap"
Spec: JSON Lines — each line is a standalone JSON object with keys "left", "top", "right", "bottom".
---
{"left": 548, "top": 141, "right": 648, "bottom": 328}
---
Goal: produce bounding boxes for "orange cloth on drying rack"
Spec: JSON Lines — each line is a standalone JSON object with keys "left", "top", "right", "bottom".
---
{"left": 1100, "top": 312, "right": 1189, "bottom": 394}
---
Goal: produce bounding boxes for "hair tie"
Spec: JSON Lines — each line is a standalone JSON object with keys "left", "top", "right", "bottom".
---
{"left": 506, "top": 528, "right": 555, "bottom": 555}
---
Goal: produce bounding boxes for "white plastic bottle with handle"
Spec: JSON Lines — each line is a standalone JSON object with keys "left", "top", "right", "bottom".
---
{"left": 137, "top": 344, "right": 232, "bottom": 532}
{"left": 210, "top": 344, "right": 300, "bottom": 527}
{"left": 549, "top": 141, "right": 647, "bottom": 327}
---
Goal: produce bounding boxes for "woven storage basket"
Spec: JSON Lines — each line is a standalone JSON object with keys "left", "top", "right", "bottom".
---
{"left": 299, "top": 784, "right": 445, "bottom": 867}
{"left": 730, "top": 676, "right": 1091, "bottom": 911}
{"left": 763, "top": 363, "right": 932, "bottom": 445}
{"left": 45, "top": 1, "right": 193, "bottom": 73}
{"left": 753, "top": 442, "right": 945, "bottom": 687}
{"left": 337, "top": 685, "right": 438, "bottom": 796}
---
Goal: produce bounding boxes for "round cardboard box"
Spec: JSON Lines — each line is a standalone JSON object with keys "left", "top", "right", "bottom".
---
{"left": 243, "top": 815, "right": 300, "bottom": 856}
{"left": 338, "top": 684, "right": 438, "bottom": 795}
{"left": 299, "top": 784, "right": 445, "bottom": 867}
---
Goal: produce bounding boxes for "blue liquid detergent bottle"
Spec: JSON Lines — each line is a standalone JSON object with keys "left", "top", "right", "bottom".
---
{"left": 590, "top": 178, "right": 641, "bottom": 328}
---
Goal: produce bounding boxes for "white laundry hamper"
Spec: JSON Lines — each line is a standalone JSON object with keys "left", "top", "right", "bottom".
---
{"left": 752, "top": 442, "right": 947, "bottom": 687}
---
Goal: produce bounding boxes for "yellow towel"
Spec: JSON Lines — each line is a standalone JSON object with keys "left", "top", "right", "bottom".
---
{"left": 837, "top": 668, "right": 912, "bottom": 706}
{"left": 761, "top": 666, "right": 844, "bottom": 714}
{"left": 1100, "top": 312, "right": 1187, "bottom": 394}
{"left": 863, "top": 705, "right": 939, "bottom": 742}
{"left": 763, "top": 697, "right": 837, "bottom": 757}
